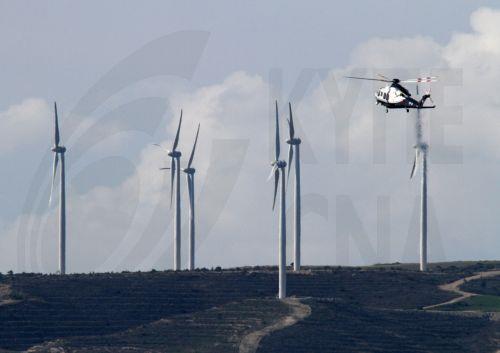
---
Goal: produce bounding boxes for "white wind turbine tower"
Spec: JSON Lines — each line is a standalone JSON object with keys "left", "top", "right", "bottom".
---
{"left": 269, "top": 101, "right": 287, "bottom": 299}
{"left": 410, "top": 85, "right": 433, "bottom": 272}
{"left": 182, "top": 124, "right": 200, "bottom": 271}
{"left": 49, "top": 102, "right": 67, "bottom": 275}
{"left": 157, "top": 110, "right": 183, "bottom": 271}
{"left": 286, "top": 103, "right": 302, "bottom": 272}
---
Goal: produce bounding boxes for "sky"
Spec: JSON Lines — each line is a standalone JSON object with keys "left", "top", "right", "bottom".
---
{"left": 1, "top": 0, "right": 500, "bottom": 273}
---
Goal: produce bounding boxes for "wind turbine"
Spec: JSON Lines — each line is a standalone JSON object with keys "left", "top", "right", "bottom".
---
{"left": 269, "top": 101, "right": 287, "bottom": 299}
{"left": 157, "top": 110, "right": 183, "bottom": 271}
{"left": 410, "top": 96, "right": 430, "bottom": 272}
{"left": 182, "top": 123, "right": 200, "bottom": 271}
{"left": 49, "top": 102, "right": 67, "bottom": 275}
{"left": 286, "top": 103, "right": 302, "bottom": 272}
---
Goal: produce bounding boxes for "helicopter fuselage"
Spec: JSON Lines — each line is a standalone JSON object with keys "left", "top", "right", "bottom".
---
{"left": 375, "top": 84, "right": 423, "bottom": 110}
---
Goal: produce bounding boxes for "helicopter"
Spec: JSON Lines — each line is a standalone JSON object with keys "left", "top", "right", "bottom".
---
{"left": 345, "top": 74, "right": 437, "bottom": 113}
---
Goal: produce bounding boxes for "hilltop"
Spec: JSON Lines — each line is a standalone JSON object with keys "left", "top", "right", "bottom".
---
{"left": 0, "top": 261, "right": 498, "bottom": 352}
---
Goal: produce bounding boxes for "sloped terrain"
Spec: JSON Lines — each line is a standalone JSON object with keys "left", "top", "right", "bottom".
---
{"left": 462, "top": 275, "right": 500, "bottom": 296}
{"left": 29, "top": 299, "right": 292, "bottom": 353}
{"left": 0, "top": 263, "right": 498, "bottom": 352}
{"left": 0, "top": 271, "right": 276, "bottom": 351}
{"left": 438, "top": 272, "right": 500, "bottom": 313}
{"left": 258, "top": 298, "right": 499, "bottom": 353}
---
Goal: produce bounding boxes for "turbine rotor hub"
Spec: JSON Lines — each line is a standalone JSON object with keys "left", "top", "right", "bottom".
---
{"left": 275, "top": 160, "right": 287, "bottom": 168}
{"left": 183, "top": 167, "right": 196, "bottom": 174}
{"left": 52, "top": 146, "right": 66, "bottom": 153}
{"left": 286, "top": 138, "right": 301, "bottom": 145}
{"left": 415, "top": 143, "right": 428, "bottom": 151}
{"left": 168, "top": 150, "right": 181, "bottom": 158}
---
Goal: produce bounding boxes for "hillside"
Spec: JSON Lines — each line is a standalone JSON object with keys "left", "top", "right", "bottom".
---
{"left": 0, "top": 262, "right": 499, "bottom": 352}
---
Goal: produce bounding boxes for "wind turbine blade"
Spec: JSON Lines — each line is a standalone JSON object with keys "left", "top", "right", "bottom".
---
{"left": 54, "top": 102, "right": 60, "bottom": 147}
{"left": 267, "top": 165, "right": 277, "bottom": 181}
{"left": 410, "top": 149, "right": 419, "bottom": 179}
{"left": 272, "top": 168, "right": 280, "bottom": 210}
{"left": 172, "top": 110, "right": 183, "bottom": 150}
{"left": 288, "top": 102, "right": 295, "bottom": 139}
{"left": 159, "top": 167, "right": 171, "bottom": 170}
{"left": 275, "top": 101, "right": 280, "bottom": 160}
{"left": 187, "top": 174, "right": 194, "bottom": 208}
{"left": 49, "top": 153, "right": 59, "bottom": 205}
{"left": 170, "top": 158, "right": 175, "bottom": 206}
{"left": 287, "top": 144, "right": 293, "bottom": 181}
{"left": 187, "top": 123, "right": 200, "bottom": 168}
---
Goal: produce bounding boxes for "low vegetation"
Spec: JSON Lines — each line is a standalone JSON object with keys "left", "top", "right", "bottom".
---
{"left": 258, "top": 298, "right": 498, "bottom": 353}
{"left": 0, "top": 262, "right": 498, "bottom": 352}
{"left": 32, "top": 299, "right": 291, "bottom": 353}
{"left": 440, "top": 274, "right": 500, "bottom": 312}
{"left": 462, "top": 275, "right": 500, "bottom": 296}
{"left": 440, "top": 295, "right": 500, "bottom": 312}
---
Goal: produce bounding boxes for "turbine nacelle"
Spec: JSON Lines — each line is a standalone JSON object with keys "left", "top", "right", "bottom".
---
{"left": 168, "top": 150, "right": 182, "bottom": 158}
{"left": 271, "top": 160, "right": 287, "bottom": 169}
{"left": 286, "top": 138, "right": 301, "bottom": 146}
{"left": 414, "top": 142, "right": 428, "bottom": 151}
{"left": 51, "top": 146, "right": 66, "bottom": 153}
{"left": 182, "top": 167, "right": 196, "bottom": 174}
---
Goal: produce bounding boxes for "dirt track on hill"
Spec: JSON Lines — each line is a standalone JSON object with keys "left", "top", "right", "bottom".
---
{"left": 239, "top": 297, "right": 311, "bottom": 353}
{"left": 423, "top": 270, "right": 500, "bottom": 313}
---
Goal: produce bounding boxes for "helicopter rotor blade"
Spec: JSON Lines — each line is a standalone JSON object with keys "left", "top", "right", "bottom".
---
{"left": 426, "top": 84, "right": 434, "bottom": 101}
{"left": 345, "top": 76, "right": 392, "bottom": 83}
{"left": 377, "top": 73, "right": 391, "bottom": 81}
{"left": 401, "top": 76, "right": 438, "bottom": 83}
{"left": 425, "top": 87, "right": 434, "bottom": 104}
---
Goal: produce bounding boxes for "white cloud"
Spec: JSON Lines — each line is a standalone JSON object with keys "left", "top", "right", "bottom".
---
{"left": 0, "top": 99, "right": 51, "bottom": 154}
{"left": 350, "top": 36, "right": 445, "bottom": 69}
{"left": 3, "top": 7, "right": 500, "bottom": 273}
